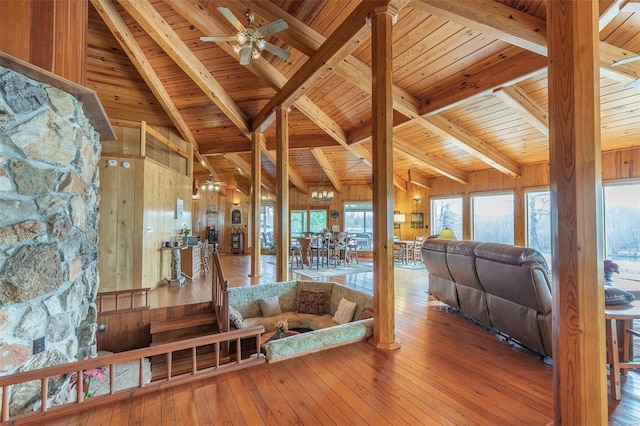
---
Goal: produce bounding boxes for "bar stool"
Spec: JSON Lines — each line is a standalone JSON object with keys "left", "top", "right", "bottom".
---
{"left": 200, "top": 243, "right": 210, "bottom": 277}
{"left": 346, "top": 238, "right": 359, "bottom": 264}
{"left": 605, "top": 304, "right": 640, "bottom": 400}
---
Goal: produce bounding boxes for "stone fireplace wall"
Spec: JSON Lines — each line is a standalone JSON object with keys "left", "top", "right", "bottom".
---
{"left": 0, "top": 66, "right": 101, "bottom": 409}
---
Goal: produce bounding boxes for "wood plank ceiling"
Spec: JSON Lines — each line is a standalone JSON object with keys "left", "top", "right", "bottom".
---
{"left": 87, "top": 0, "right": 640, "bottom": 195}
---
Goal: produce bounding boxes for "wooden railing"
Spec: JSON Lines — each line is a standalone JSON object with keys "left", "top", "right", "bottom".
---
{"left": 0, "top": 327, "right": 265, "bottom": 424}
{"left": 96, "top": 288, "right": 151, "bottom": 313}
{"left": 212, "top": 249, "right": 230, "bottom": 333}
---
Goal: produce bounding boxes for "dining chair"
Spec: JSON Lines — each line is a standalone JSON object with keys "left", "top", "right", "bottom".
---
{"left": 310, "top": 232, "right": 332, "bottom": 268}
{"left": 346, "top": 237, "right": 359, "bottom": 264}
{"left": 290, "top": 238, "right": 303, "bottom": 269}
{"left": 330, "top": 232, "right": 349, "bottom": 267}
{"left": 407, "top": 235, "right": 426, "bottom": 264}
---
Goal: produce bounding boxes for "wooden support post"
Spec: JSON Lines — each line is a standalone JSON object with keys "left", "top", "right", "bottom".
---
{"left": 371, "top": 4, "right": 400, "bottom": 351}
{"left": 275, "top": 106, "right": 290, "bottom": 282}
{"left": 250, "top": 131, "right": 262, "bottom": 277}
{"left": 548, "top": 0, "right": 607, "bottom": 423}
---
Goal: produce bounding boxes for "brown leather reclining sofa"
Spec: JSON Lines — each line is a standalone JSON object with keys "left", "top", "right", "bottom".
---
{"left": 422, "top": 238, "right": 553, "bottom": 357}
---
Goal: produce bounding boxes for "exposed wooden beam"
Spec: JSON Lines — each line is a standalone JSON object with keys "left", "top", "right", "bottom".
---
{"left": 420, "top": 51, "right": 548, "bottom": 116}
{"left": 622, "top": 0, "right": 640, "bottom": 12}
{"left": 493, "top": 85, "right": 549, "bottom": 137}
{"left": 311, "top": 148, "right": 343, "bottom": 193}
{"left": 250, "top": 131, "right": 262, "bottom": 278}
{"left": 411, "top": 0, "right": 640, "bottom": 86}
{"left": 424, "top": 115, "right": 521, "bottom": 178}
{"left": 90, "top": 0, "right": 197, "bottom": 148}
{"left": 395, "top": 137, "right": 468, "bottom": 184}
{"left": 408, "top": 169, "right": 431, "bottom": 189}
{"left": 274, "top": 106, "right": 290, "bottom": 282}
{"left": 224, "top": 153, "right": 276, "bottom": 194}
{"left": 599, "top": 0, "right": 631, "bottom": 31}
{"left": 251, "top": 0, "right": 390, "bottom": 132}
{"left": 259, "top": 135, "right": 309, "bottom": 194}
{"left": 548, "top": 0, "right": 606, "bottom": 422}
{"left": 118, "top": 0, "right": 250, "bottom": 138}
{"left": 410, "top": 0, "right": 548, "bottom": 56}
{"left": 166, "top": 0, "right": 354, "bottom": 162}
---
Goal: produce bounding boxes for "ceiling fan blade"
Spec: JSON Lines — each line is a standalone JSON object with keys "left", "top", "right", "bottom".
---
{"left": 239, "top": 46, "right": 252, "bottom": 65}
{"left": 612, "top": 55, "right": 640, "bottom": 67}
{"left": 217, "top": 6, "right": 245, "bottom": 32}
{"left": 256, "top": 19, "right": 288, "bottom": 37}
{"left": 263, "top": 42, "right": 290, "bottom": 61}
{"left": 200, "top": 36, "right": 238, "bottom": 42}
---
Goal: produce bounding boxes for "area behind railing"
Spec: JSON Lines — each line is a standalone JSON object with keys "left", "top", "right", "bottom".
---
{"left": 0, "top": 327, "right": 265, "bottom": 425}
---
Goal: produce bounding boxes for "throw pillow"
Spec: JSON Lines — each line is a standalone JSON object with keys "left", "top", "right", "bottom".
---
{"left": 229, "top": 305, "right": 243, "bottom": 329}
{"left": 604, "top": 285, "right": 636, "bottom": 306}
{"left": 259, "top": 295, "right": 282, "bottom": 317}
{"left": 332, "top": 297, "right": 357, "bottom": 324}
{"left": 298, "top": 289, "right": 325, "bottom": 315}
{"left": 357, "top": 307, "right": 374, "bottom": 320}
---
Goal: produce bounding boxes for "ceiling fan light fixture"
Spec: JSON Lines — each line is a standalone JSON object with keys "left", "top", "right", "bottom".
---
{"left": 256, "top": 39, "right": 266, "bottom": 50}
{"left": 208, "top": 183, "right": 214, "bottom": 190}
{"left": 233, "top": 44, "right": 242, "bottom": 54}
{"left": 252, "top": 48, "right": 260, "bottom": 59}
{"left": 236, "top": 32, "right": 247, "bottom": 45}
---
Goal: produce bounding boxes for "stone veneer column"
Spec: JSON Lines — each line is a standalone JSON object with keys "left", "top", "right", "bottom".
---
{"left": 0, "top": 66, "right": 101, "bottom": 413}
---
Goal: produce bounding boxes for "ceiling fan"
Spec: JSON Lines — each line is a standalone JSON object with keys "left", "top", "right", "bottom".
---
{"left": 200, "top": 7, "right": 290, "bottom": 65}
{"left": 201, "top": 175, "right": 227, "bottom": 192}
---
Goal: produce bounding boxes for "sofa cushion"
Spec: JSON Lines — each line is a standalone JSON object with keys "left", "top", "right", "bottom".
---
{"left": 229, "top": 305, "right": 243, "bottom": 328}
{"left": 604, "top": 285, "right": 636, "bottom": 306}
{"left": 260, "top": 295, "right": 282, "bottom": 317}
{"left": 357, "top": 307, "right": 374, "bottom": 320}
{"left": 333, "top": 297, "right": 357, "bottom": 324}
{"left": 298, "top": 289, "right": 325, "bottom": 315}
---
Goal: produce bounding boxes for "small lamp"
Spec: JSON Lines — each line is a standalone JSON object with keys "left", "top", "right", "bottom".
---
{"left": 394, "top": 213, "right": 406, "bottom": 240}
{"left": 438, "top": 228, "right": 457, "bottom": 240}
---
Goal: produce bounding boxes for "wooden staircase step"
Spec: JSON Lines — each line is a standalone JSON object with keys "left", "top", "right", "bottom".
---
{"left": 150, "top": 329, "right": 218, "bottom": 346}
{"left": 150, "top": 313, "right": 216, "bottom": 335}
{"left": 151, "top": 352, "right": 234, "bottom": 381}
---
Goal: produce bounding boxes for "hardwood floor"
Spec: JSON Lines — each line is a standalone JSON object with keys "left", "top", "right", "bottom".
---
{"left": 58, "top": 254, "right": 639, "bottom": 425}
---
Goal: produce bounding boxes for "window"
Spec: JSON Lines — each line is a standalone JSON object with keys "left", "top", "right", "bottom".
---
{"left": 260, "top": 204, "right": 274, "bottom": 248}
{"left": 471, "top": 193, "right": 514, "bottom": 244}
{"left": 604, "top": 183, "right": 640, "bottom": 281}
{"left": 431, "top": 197, "right": 462, "bottom": 240}
{"left": 290, "top": 209, "right": 308, "bottom": 237}
{"left": 526, "top": 190, "right": 551, "bottom": 265}
{"left": 344, "top": 202, "right": 373, "bottom": 250}
{"left": 290, "top": 208, "right": 328, "bottom": 237}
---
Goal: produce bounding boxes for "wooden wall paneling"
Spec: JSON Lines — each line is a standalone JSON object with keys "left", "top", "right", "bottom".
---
{"left": 0, "top": 0, "right": 87, "bottom": 84}
{"left": 98, "top": 157, "right": 120, "bottom": 292}
{"left": 132, "top": 158, "right": 145, "bottom": 288}
{"left": 0, "top": 1, "right": 32, "bottom": 61}
{"left": 116, "top": 154, "right": 136, "bottom": 291}
{"left": 96, "top": 309, "right": 150, "bottom": 352}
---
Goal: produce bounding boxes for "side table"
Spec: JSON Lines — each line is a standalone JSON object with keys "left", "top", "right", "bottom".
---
{"left": 161, "top": 245, "right": 187, "bottom": 285}
{"left": 605, "top": 304, "right": 640, "bottom": 400}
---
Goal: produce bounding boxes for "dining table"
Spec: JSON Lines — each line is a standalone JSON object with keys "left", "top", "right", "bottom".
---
{"left": 393, "top": 240, "right": 416, "bottom": 265}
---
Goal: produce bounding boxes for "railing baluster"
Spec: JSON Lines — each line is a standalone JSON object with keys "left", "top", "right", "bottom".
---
{"left": 41, "top": 377, "right": 48, "bottom": 412}
{"left": 139, "top": 358, "right": 145, "bottom": 388}
{"left": 0, "top": 327, "right": 264, "bottom": 423}
{"left": 110, "top": 363, "right": 115, "bottom": 394}
{"left": 2, "top": 384, "right": 9, "bottom": 421}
